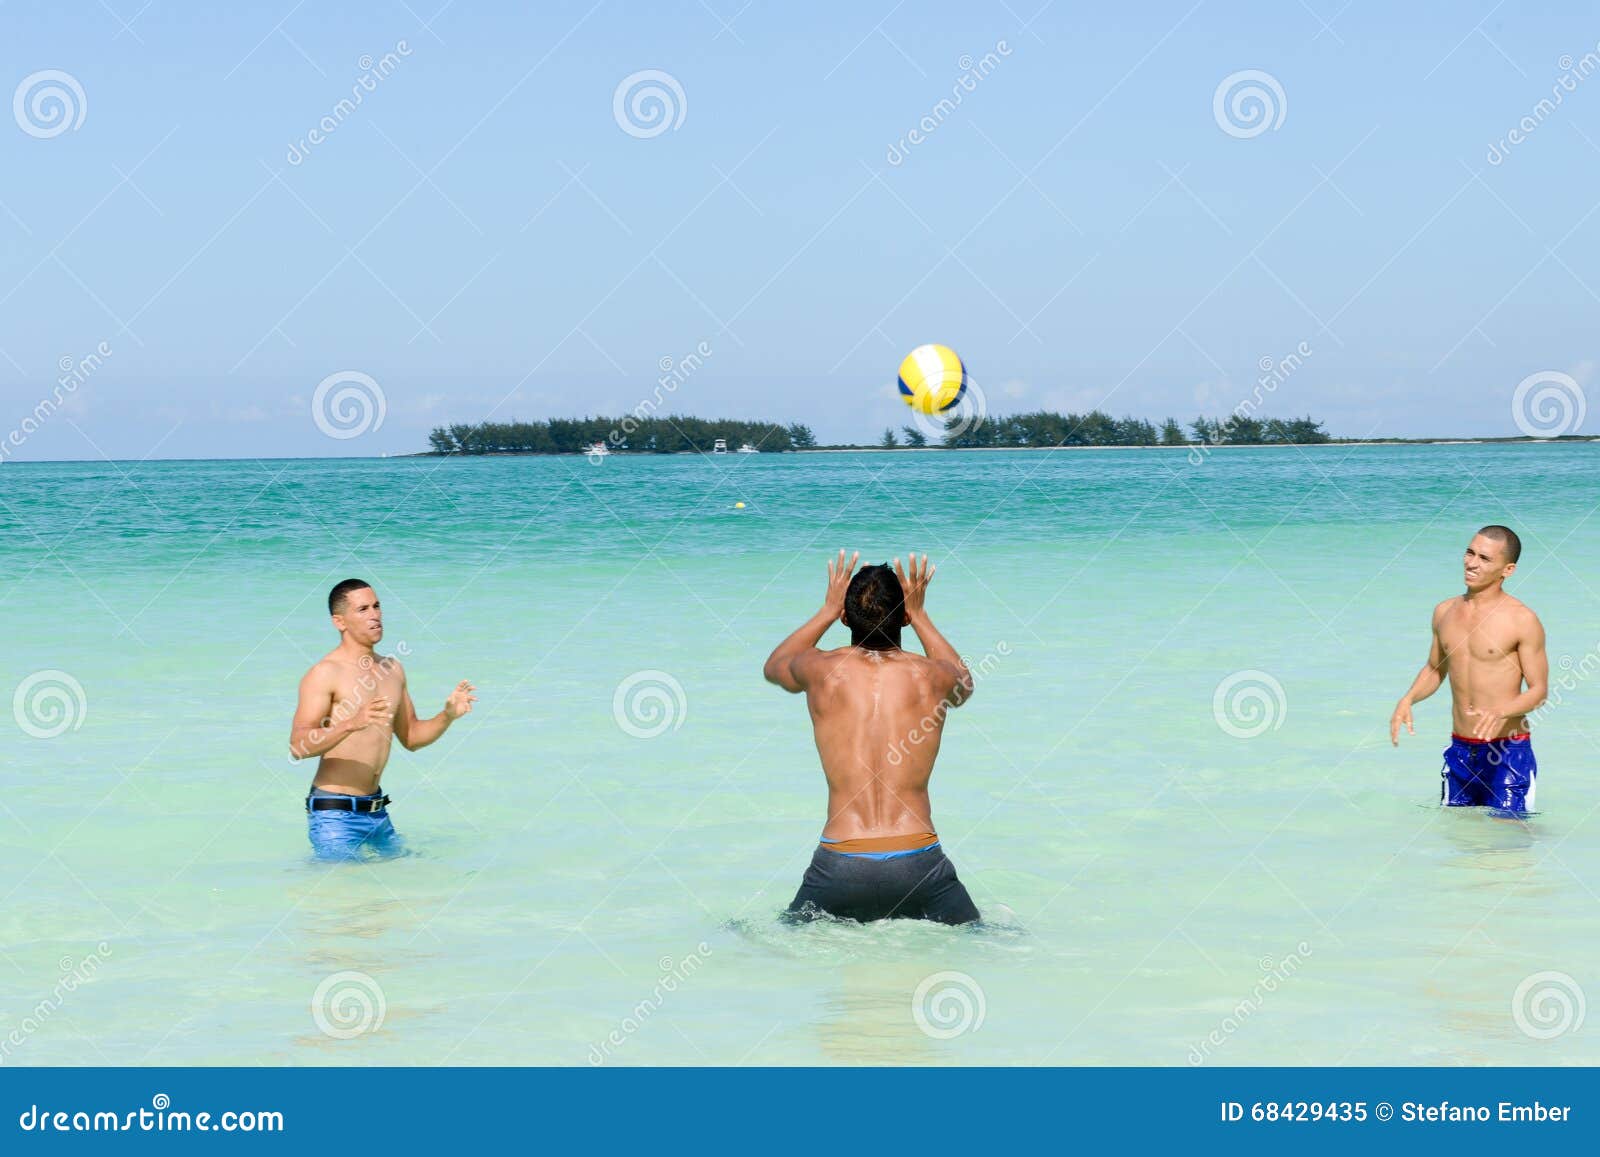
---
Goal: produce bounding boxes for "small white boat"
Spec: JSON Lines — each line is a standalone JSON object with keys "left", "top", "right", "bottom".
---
{"left": 585, "top": 441, "right": 611, "bottom": 457}
{"left": 712, "top": 438, "right": 728, "bottom": 454}
{"left": 737, "top": 442, "right": 759, "bottom": 454}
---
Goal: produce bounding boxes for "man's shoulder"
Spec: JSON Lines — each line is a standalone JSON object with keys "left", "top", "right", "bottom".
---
{"left": 1503, "top": 596, "right": 1542, "bottom": 628}
{"left": 302, "top": 656, "right": 343, "bottom": 685}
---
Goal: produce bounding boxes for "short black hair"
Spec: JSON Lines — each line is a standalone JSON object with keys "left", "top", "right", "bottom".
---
{"left": 329, "top": 578, "right": 374, "bottom": 615}
{"left": 844, "top": 564, "right": 905, "bottom": 651}
{"left": 1477, "top": 525, "right": 1522, "bottom": 564}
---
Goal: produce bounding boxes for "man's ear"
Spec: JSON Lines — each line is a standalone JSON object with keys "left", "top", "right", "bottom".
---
{"left": 1503, "top": 561, "right": 1517, "bottom": 579}
{"left": 838, "top": 608, "right": 850, "bottom": 626}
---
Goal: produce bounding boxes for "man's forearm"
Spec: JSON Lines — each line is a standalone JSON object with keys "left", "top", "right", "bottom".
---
{"left": 908, "top": 610, "right": 969, "bottom": 680}
{"left": 1401, "top": 666, "right": 1443, "bottom": 706}
{"left": 290, "top": 719, "right": 356, "bottom": 759}
{"left": 1499, "top": 684, "right": 1548, "bottom": 719}
{"left": 405, "top": 711, "right": 453, "bottom": 751}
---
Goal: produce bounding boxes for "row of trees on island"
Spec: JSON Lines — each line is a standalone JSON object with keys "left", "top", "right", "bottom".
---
{"left": 930, "top": 411, "right": 1331, "bottom": 448}
{"left": 426, "top": 418, "right": 817, "bottom": 455}
{"left": 425, "top": 411, "right": 1331, "bottom": 455}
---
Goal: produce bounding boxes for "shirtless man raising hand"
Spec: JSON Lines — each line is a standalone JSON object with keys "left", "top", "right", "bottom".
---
{"left": 1391, "top": 526, "right": 1548, "bottom": 814}
{"left": 764, "top": 551, "right": 980, "bottom": 924}
{"left": 290, "top": 578, "right": 476, "bottom": 859}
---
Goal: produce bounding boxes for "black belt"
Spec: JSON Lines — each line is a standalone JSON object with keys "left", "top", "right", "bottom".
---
{"left": 307, "top": 794, "right": 390, "bottom": 814}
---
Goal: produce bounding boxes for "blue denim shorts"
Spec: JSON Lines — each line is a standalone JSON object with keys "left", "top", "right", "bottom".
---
{"left": 306, "top": 787, "right": 405, "bottom": 861}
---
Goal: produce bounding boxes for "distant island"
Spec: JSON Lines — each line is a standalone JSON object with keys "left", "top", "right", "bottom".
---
{"left": 420, "top": 412, "right": 1597, "bottom": 456}
{"left": 423, "top": 411, "right": 1333, "bottom": 455}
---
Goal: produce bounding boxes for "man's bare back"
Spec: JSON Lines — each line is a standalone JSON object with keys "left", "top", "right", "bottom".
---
{"left": 793, "top": 645, "right": 960, "bottom": 840}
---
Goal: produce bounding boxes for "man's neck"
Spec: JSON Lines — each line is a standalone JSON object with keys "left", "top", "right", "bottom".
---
{"left": 1463, "top": 582, "right": 1506, "bottom": 605}
{"left": 336, "top": 638, "right": 377, "bottom": 661}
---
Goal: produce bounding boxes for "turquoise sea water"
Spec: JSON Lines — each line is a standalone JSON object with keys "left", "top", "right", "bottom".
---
{"left": 2, "top": 444, "right": 1598, "bottom": 1066}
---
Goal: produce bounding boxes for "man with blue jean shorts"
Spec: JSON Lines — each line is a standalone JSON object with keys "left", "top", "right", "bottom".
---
{"left": 1390, "top": 526, "right": 1549, "bottom": 816}
{"left": 290, "top": 578, "right": 476, "bottom": 859}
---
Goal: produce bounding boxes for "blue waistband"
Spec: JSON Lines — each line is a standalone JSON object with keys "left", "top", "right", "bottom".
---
{"left": 819, "top": 841, "right": 942, "bottom": 861}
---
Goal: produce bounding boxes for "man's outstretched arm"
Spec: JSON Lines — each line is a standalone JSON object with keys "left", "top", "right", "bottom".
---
{"left": 763, "top": 549, "right": 858, "bottom": 693}
{"left": 896, "top": 554, "right": 974, "bottom": 707}
{"left": 393, "top": 675, "right": 477, "bottom": 752}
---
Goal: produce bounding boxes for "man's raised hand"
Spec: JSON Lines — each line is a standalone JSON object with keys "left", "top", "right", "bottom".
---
{"left": 895, "top": 553, "right": 935, "bottom": 618}
{"left": 445, "top": 680, "right": 477, "bottom": 720}
{"left": 823, "top": 550, "right": 860, "bottom": 614}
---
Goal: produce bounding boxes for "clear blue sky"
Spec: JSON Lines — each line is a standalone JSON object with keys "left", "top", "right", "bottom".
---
{"left": 2, "top": 0, "right": 1597, "bottom": 458}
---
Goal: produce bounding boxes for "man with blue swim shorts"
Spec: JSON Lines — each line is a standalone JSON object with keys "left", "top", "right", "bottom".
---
{"left": 1390, "top": 526, "right": 1548, "bottom": 815}
{"left": 289, "top": 579, "right": 476, "bottom": 859}
{"left": 765, "top": 552, "right": 980, "bottom": 924}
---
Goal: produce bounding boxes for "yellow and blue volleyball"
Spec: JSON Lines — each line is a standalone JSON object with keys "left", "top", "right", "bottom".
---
{"left": 897, "top": 344, "right": 967, "bottom": 414}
